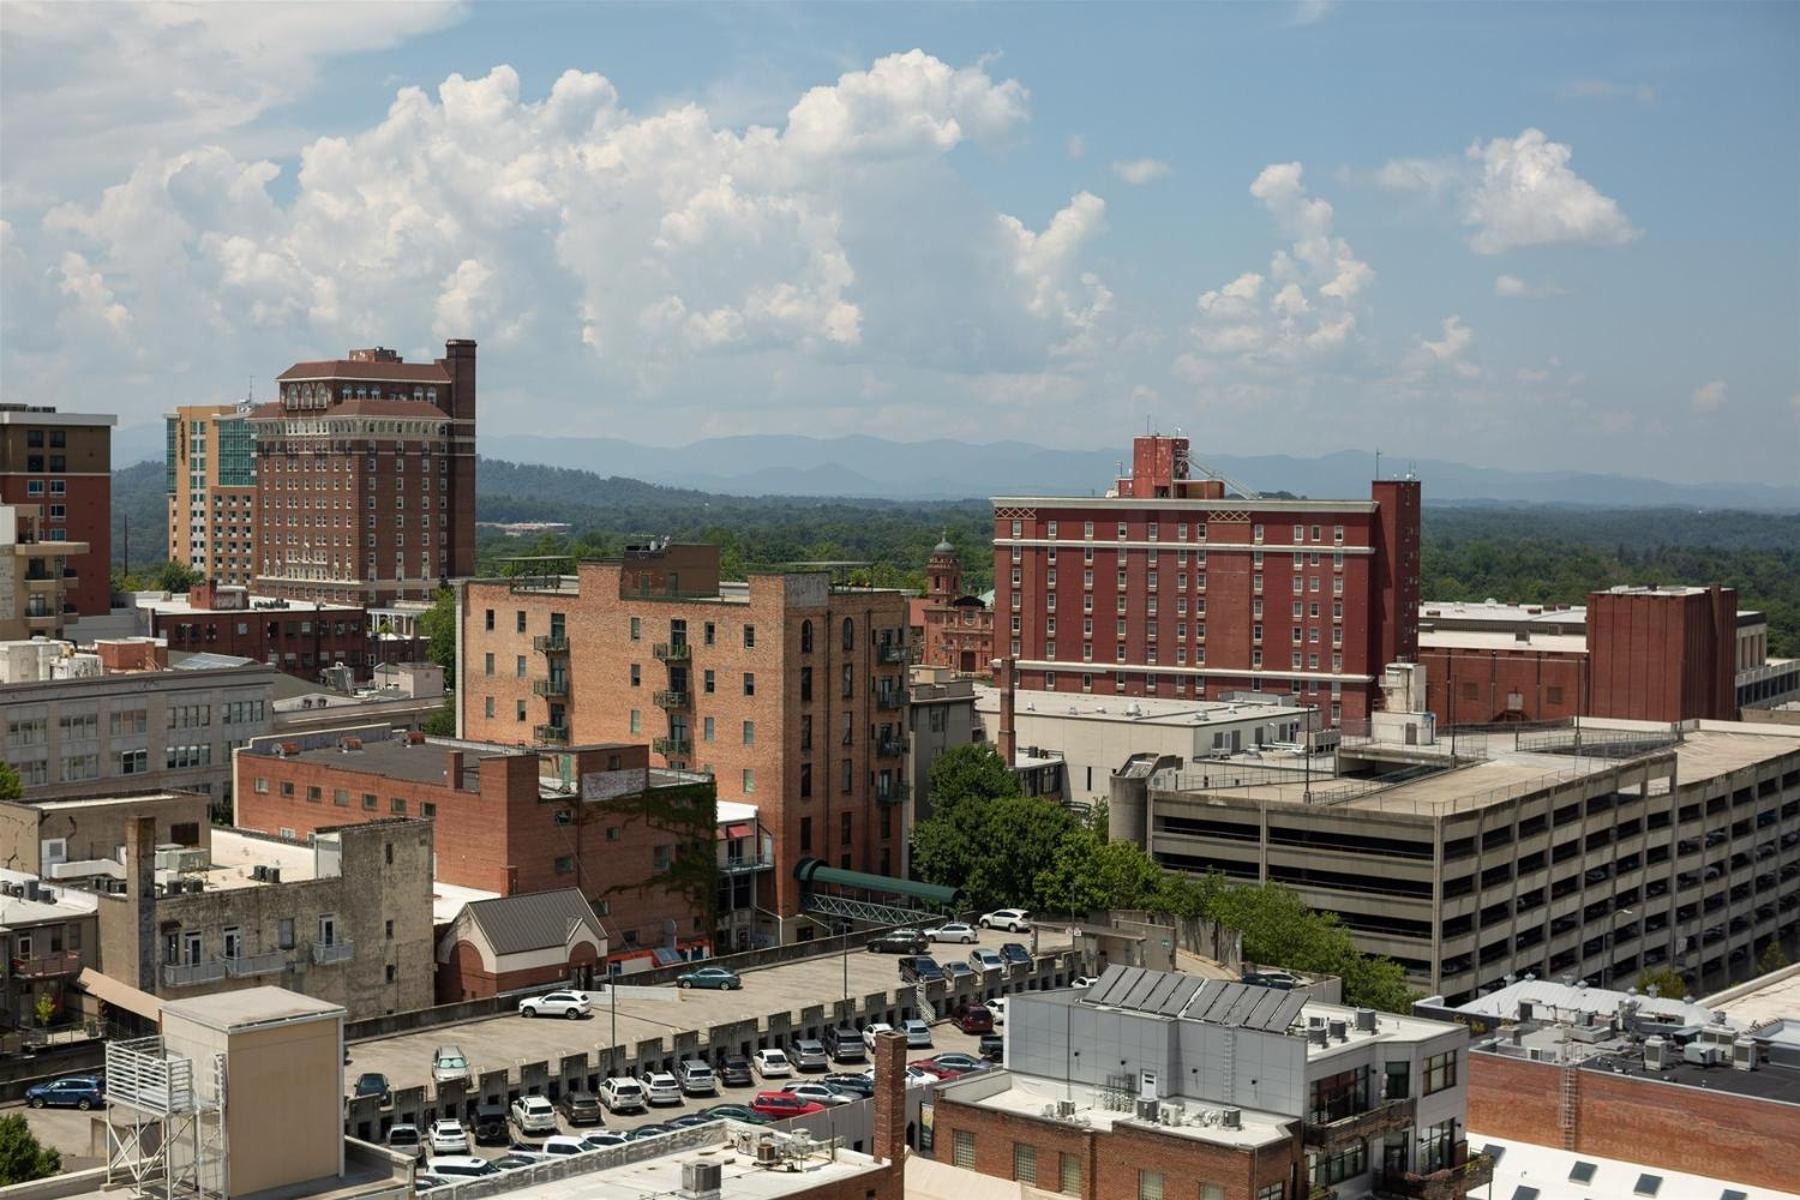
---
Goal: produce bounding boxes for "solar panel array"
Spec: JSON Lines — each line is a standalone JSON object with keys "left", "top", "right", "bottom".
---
{"left": 1078, "top": 964, "right": 1308, "bottom": 1032}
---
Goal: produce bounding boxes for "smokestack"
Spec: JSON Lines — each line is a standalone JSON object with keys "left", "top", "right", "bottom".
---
{"left": 446, "top": 750, "right": 465, "bottom": 790}
{"left": 872, "top": 1031, "right": 907, "bottom": 1165}
{"left": 992, "top": 656, "right": 1017, "bottom": 766}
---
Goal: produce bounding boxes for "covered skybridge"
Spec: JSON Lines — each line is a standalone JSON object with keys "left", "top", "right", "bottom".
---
{"left": 794, "top": 858, "right": 962, "bottom": 927}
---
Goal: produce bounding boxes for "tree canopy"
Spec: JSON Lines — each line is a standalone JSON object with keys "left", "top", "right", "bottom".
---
{"left": 0, "top": 1115, "right": 60, "bottom": 1184}
{"left": 0, "top": 762, "right": 20, "bottom": 802}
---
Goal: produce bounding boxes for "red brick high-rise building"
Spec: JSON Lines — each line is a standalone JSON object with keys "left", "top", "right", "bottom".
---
{"left": 991, "top": 434, "right": 1420, "bottom": 725}
{"left": 250, "top": 340, "right": 476, "bottom": 606}
{"left": 0, "top": 405, "right": 115, "bottom": 617}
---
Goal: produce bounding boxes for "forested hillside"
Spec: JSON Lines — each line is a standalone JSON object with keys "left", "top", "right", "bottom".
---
{"left": 110, "top": 457, "right": 1799, "bottom": 655}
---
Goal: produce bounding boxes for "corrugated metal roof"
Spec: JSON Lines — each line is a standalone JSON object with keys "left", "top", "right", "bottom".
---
{"left": 465, "top": 888, "right": 604, "bottom": 956}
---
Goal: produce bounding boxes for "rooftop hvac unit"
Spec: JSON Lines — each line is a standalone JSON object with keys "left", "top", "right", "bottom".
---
{"left": 1056, "top": 1099, "right": 1077, "bottom": 1119}
{"left": 1220, "top": 1108, "right": 1241, "bottom": 1130}
{"left": 1682, "top": 1043, "right": 1725, "bottom": 1068}
{"left": 1308, "top": 1015, "right": 1326, "bottom": 1028}
{"left": 1643, "top": 1037, "right": 1675, "bottom": 1071}
{"left": 1308, "top": 1026, "right": 1329, "bottom": 1048}
{"left": 38, "top": 887, "right": 53, "bottom": 903}
{"left": 1135, "top": 1098, "right": 1160, "bottom": 1124}
{"left": 267, "top": 867, "right": 281, "bottom": 884}
{"left": 251, "top": 865, "right": 268, "bottom": 882}
{"left": 681, "top": 1160, "right": 723, "bottom": 1199}
{"left": 1527, "top": 1047, "right": 1546, "bottom": 1062}
{"left": 1354, "top": 1008, "right": 1377, "bottom": 1032}
{"left": 1732, "top": 1039, "right": 1760, "bottom": 1071}
{"left": 1328, "top": 1019, "right": 1348, "bottom": 1042}
{"left": 754, "top": 1137, "right": 779, "bottom": 1165}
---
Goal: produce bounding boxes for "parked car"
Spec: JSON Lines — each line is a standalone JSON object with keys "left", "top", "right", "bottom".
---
{"left": 901, "top": 1018, "right": 933, "bottom": 1048}
{"left": 431, "top": 1046, "right": 473, "bottom": 1087}
{"left": 822, "top": 1025, "right": 867, "bottom": 1063}
{"left": 1241, "top": 969, "right": 1302, "bottom": 990}
{"left": 427, "top": 1119, "right": 470, "bottom": 1156}
{"left": 861, "top": 1022, "right": 895, "bottom": 1050}
{"left": 413, "top": 1175, "right": 450, "bottom": 1192}
{"left": 386, "top": 1123, "right": 425, "bottom": 1162}
{"left": 720, "top": 1056, "right": 755, "bottom": 1087}
{"left": 558, "top": 1090, "right": 604, "bottom": 1126}
{"left": 678, "top": 1060, "right": 718, "bottom": 1096}
{"left": 968, "top": 948, "right": 1005, "bottom": 973}
{"left": 639, "top": 1071, "right": 683, "bottom": 1106}
{"left": 427, "top": 1156, "right": 499, "bottom": 1179}
{"left": 701, "top": 1103, "right": 772, "bottom": 1125}
{"left": 899, "top": 956, "right": 945, "bottom": 984}
{"left": 598, "top": 1076, "right": 648, "bottom": 1114}
{"left": 924, "top": 922, "right": 978, "bottom": 944}
{"left": 472, "top": 1102, "right": 510, "bottom": 1145}
{"left": 822, "top": 1072, "right": 875, "bottom": 1098}
{"left": 978, "top": 1033, "right": 1005, "bottom": 1063}
{"left": 628, "top": 1124, "right": 678, "bottom": 1141}
{"left": 978, "top": 909, "right": 1032, "bottom": 933}
{"left": 751, "top": 1091, "right": 826, "bottom": 1120}
{"left": 25, "top": 1076, "right": 104, "bottom": 1111}
{"left": 519, "top": 989, "right": 591, "bottom": 1019}
{"left": 987, "top": 996, "right": 1007, "bottom": 1025}
{"left": 998, "top": 942, "right": 1032, "bottom": 966}
{"left": 541, "top": 1135, "right": 595, "bottom": 1156}
{"left": 954, "top": 1003, "right": 994, "bottom": 1034}
{"left": 791, "top": 1038, "right": 829, "bottom": 1072}
{"left": 670, "top": 1112, "right": 722, "bottom": 1129}
{"left": 928, "top": 1052, "right": 991, "bottom": 1074}
{"left": 511, "top": 1095, "right": 558, "bottom": 1136}
{"left": 903, "top": 1065, "right": 939, "bottom": 1088}
{"left": 1070, "top": 975, "right": 1099, "bottom": 989}
{"left": 867, "top": 930, "right": 929, "bottom": 955}
{"left": 676, "top": 966, "right": 742, "bottom": 990}
{"left": 351, "top": 1072, "right": 390, "bottom": 1106}
{"left": 582, "top": 1131, "right": 631, "bottom": 1149}
{"left": 783, "top": 1081, "right": 856, "bottom": 1107}
{"left": 943, "top": 960, "right": 976, "bottom": 982}
{"left": 909, "top": 1060, "right": 968, "bottom": 1082}
{"left": 753, "top": 1048, "right": 794, "bottom": 1078}
{"left": 492, "top": 1153, "right": 546, "bottom": 1171}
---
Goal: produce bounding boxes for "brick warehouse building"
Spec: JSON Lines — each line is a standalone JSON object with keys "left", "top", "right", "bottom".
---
{"left": 233, "top": 729, "right": 717, "bottom": 967}
{"left": 166, "top": 403, "right": 258, "bottom": 587}
{"left": 456, "top": 542, "right": 911, "bottom": 945}
{"left": 144, "top": 581, "right": 373, "bottom": 682}
{"left": 0, "top": 405, "right": 115, "bottom": 616}
{"left": 991, "top": 434, "right": 1420, "bottom": 725}
{"left": 249, "top": 340, "right": 476, "bottom": 607}
{"left": 1417, "top": 584, "right": 1741, "bottom": 727}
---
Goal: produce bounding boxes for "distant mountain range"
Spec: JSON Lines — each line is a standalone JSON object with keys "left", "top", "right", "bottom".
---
{"left": 109, "top": 425, "right": 1799, "bottom": 510}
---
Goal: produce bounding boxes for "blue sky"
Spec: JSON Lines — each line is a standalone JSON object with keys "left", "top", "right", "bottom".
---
{"left": 2, "top": 1, "right": 1795, "bottom": 484}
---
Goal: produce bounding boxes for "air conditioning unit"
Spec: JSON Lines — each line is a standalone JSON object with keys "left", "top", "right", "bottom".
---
{"left": 681, "top": 1161, "right": 723, "bottom": 1199}
{"left": 1219, "top": 1108, "right": 1241, "bottom": 1130}
{"left": 1328, "top": 1019, "right": 1348, "bottom": 1042}
{"left": 1732, "top": 1039, "right": 1759, "bottom": 1071}
{"left": 1642, "top": 1037, "right": 1675, "bottom": 1071}
{"left": 1354, "top": 1008, "right": 1377, "bottom": 1032}
{"left": 1134, "top": 1098, "right": 1159, "bottom": 1124}
{"left": 1308, "top": 1026, "right": 1329, "bottom": 1048}
{"left": 1055, "top": 1099, "right": 1077, "bottom": 1119}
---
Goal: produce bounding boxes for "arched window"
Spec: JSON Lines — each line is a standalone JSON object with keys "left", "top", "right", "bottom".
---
{"left": 842, "top": 617, "right": 854, "bottom": 650}
{"left": 800, "top": 620, "right": 813, "bottom": 653}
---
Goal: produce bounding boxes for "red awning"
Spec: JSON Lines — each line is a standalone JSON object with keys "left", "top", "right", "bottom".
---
{"left": 725, "top": 823, "right": 752, "bottom": 839}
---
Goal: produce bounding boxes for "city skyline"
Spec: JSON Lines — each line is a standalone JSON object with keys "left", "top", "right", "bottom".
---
{"left": 2, "top": 1, "right": 1796, "bottom": 486}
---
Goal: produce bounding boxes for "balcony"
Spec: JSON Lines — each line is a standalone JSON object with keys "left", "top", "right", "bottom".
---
{"left": 1304, "top": 1097, "right": 1415, "bottom": 1150}
{"left": 533, "top": 634, "right": 569, "bottom": 654}
{"left": 652, "top": 735, "right": 693, "bottom": 758}
{"left": 874, "top": 692, "right": 903, "bottom": 711}
{"left": 720, "top": 853, "right": 775, "bottom": 875}
{"left": 534, "top": 723, "right": 570, "bottom": 745}
{"left": 162, "top": 959, "right": 229, "bottom": 988}
{"left": 653, "top": 689, "right": 691, "bottom": 710}
{"left": 10, "top": 951, "right": 83, "bottom": 979}
{"left": 877, "top": 643, "right": 909, "bottom": 664}
{"left": 877, "top": 735, "right": 907, "bottom": 758}
{"left": 533, "top": 677, "right": 569, "bottom": 698}
{"left": 312, "top": 940, "right": 354, "bottom": 966}
{"left": 225, "top": 950, "right": 289, "bottom": 979}
{"left": 1377, "top": 1151, "right": 1495, "bottom": 1200}
{"left": 653, "top": 641, "right": 691, "bottom": 662}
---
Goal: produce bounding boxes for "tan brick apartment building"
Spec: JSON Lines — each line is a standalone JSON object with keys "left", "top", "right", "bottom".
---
{"left": 992, "top": 434, "right": 1420, "bottom": 726}
{"left": 166, "top": 403, "right": 258, "bottom": 587}
{"left": 1, "top": 504, "right": 88, "bottom": 641}
{"left": 234, "top": 730, "right": 717, "bottom": 966}
{"left": 0, "top": 405, "right": 114, "bottom": 616}
{"left": 250, "top": 340, "right": 476, "bottom": 606}
{"left": 457, "top": 543, "right": 911, "bottom": 943}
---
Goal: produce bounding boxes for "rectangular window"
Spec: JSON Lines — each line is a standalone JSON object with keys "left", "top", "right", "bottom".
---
{"left": 703, "top": 716, "right": 715, "bottom": 742}
{"left": 742, "top": 720, "right": 755, "bottom": 746}
{"left": 743, "top": 624, "right": 756, "bottom": 648}
{"left": 743, "top": 672, "right": 755, "bottom": 696}
{"left": 742, "top": 768, "right": 755, "bottom": 794}
{"left": 952, "top": 1130, "right": 975, "bottom": 1170}
{"left": 630, "top": 616, "right": 641, "bottom": 641}
{"left": 1423, "top": 1050, "right": 1458, "bottom": 1094}
{"left": 1138, "top": 1170, "right": 1164, "bottom": 1200}
{"left": 704, "top": 669, "right": 715, "bottom": 694}
{"left": 1060, "top": 1153, "right": 1080, "bottom": 1195}
{"left": 1012, "top": 1143, "right": 1037, "bottom": 1184}
{"left": 629, "top": 709, "right": 641, "bottom": 734}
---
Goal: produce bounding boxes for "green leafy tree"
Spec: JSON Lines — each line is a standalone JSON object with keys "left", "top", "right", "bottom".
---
{"left": 1034, "top": 829, "right": 1163, "bottom": 917}
{"left": 1758, "top": 942, "right": 1790, "bottom": 974}
{"left": 0, "top": 1114, "right": 60, "bottom": 1184}
{"left": 421, "top": 704, "right": 456, "bottom": 738}
{"left": 926, "top": 744, "right": 1022, "bottom": 820}
{"left": 156, "top": 560, "right": 204, "bottom": 593}
{"left": 31, "top": 993, "right": 53, "bottom": 1029}
{"left": 0, "top": 762, "right": 21, "bottom": 802}
{"left": 1636, "top": 965, "right": 1690, "bottom": 999}
{"left": 417, "top": 588, "right": 457, "bottom": 685}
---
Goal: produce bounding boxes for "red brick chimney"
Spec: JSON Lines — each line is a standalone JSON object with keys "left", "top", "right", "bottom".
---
{"left": 872, "top": 1030, "right": 907, "bottom": 1165}
{"left": 446, "top": 750, "right": 465, "bottom": 790}
{"left": 992, "top": 656, "right": 1017, "bottom": 767}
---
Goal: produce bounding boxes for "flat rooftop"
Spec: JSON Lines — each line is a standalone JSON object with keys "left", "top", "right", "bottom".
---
{"left": 1476, "top": 1034, "right": 1800, "bottom": 1107}
{"left": 480, "top": 1131, "right": 889, "bottom": 1199}
{"left": 162, "top": 985, "right": 344, "bottom": 1030}
{"left": 1706, "top": 967, "right": 1800, "bottom": 1030}
{"left": 1469, "top": 1132, "right": 1798, "bottom": 1200}
{"left": 1662, "top": 724, "right": 1800, "bottom": 784}
{"left": 6, "top": 791, "right": 198, "bottom": 811}
{"left": 1421, "top": 599, "right": 1588, "bottom": 627}
{"left": 973, "top": 685, "right": 1305, "bottom": 726}
{"left": 145, "top": 593, "right": 360, "bottom": 616}
{"left": 1418, "top": 629, "right": 1589, "bottom": 654}
{"left": 942, "top": 1069, "right": 1292, "bottom": 1150}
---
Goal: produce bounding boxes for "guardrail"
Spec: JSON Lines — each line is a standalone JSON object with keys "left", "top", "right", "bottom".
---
{"left": 313, "top": 939, "right": 355, "bottom": 966}
{"left": 161, "top": 960, "right": 229, "bottom": 988}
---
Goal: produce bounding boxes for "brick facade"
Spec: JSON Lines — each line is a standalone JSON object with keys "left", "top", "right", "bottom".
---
{"left": 166, "top": 404, "right": 258, "bottom": 588}
{"left": 457, "top": 545, "right": 910, "bottom": 934}
{"left": 148, "top": 582, "right": 372, "bottom": 681}
{"left": 918, "top": 540, "right": 996, "bottom": 675}
{"left": 251, "top": 341, "right": 476, "bottom": 606}
{"left": 1466, "top": 1051, "right": 1799, "bottom": 1193}
{"left": 992, "top": 435, "right": 1420, "bottom": 726}
{"left": 0, "top": 406, "right": 114, "bottom": 616}
{"left": 234, "top": 735, "right": 715, "bottom": 962}
{"left": 1418, "top": 645, "right": 1588, "bottom": 726}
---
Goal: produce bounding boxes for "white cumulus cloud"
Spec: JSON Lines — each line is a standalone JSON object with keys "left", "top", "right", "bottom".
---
{"left": 1494, "top": 274, "right": 1564, "bottom": 300}
{"left": 1111, "top": 158, "right": 1171, "bottom": 186}
{"left": 1691, "top": 380, "right": 1728, "bottom": 412}
{"left": 1405, "top": 316, "right": 1480, "bottom": 380}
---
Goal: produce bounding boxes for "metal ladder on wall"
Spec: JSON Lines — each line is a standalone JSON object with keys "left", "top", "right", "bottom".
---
{"left": 1557, "top": 1060, "right": 1580, "bottom": 1150}
{"left": 1222, "top": 1029, "right": 1237, "bottom": 1099}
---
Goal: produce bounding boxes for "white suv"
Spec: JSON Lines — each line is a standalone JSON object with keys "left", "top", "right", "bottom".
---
{"left": 639, "top": 1071, "right": 682, "bottom": 1106}
{"left": 427, "top": 1119, "right": 469, "bottom": 1155}
{"left": 511, "top": 1094, "right": 557, "bottom": 1135}
{"left": 978, "top": 909, "right": 1032, "bottom": 933}
{"left": 752, "top": 1048, "right": 793, "bottom": 1078}
{"left": 518, "top": 990, "right": 591, "bottom": 1019}
{"left": 598, "top": 1077, "right": 647, "bottom": 1114}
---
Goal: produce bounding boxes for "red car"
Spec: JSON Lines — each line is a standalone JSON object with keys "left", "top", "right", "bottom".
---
{"left": 750, "top": 1091, "right": 826, "bottom": 1120}
{"left": 908, "top": 1060, "right": 967, "bottom": 1082}
{"left": 954, "top": 1003, "right": 994, "bottom": 1034}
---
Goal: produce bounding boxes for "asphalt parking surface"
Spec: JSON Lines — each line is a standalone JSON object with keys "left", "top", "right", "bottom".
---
{"left": 5, "top": 1101, "right": 107, "bottom": 1171}
{"left": 348, "top": 925, "right": 1057, "bottom": 1104}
